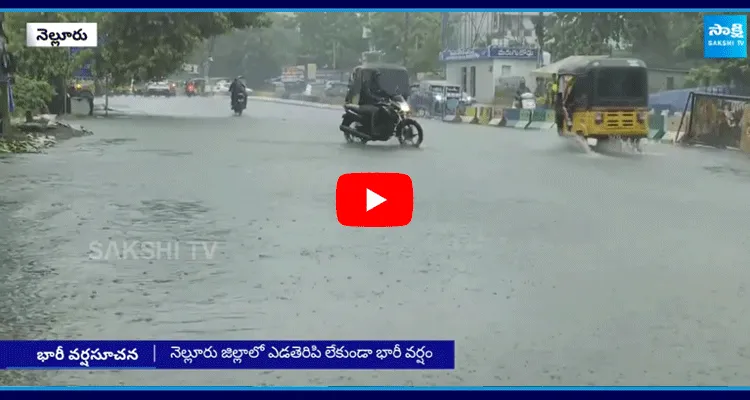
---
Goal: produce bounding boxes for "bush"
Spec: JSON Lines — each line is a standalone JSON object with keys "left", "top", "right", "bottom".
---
{"left": 12, "top": 76, "right": 55, "bottom": 117}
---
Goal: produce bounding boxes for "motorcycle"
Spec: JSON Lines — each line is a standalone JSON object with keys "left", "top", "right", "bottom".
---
{"left": 232, "top": 92, "right": 247, "bottom": 116}
{"left": 339, "top": 94, "right": 423, "bottom": 147}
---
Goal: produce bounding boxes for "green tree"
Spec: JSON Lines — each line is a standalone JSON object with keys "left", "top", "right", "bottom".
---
{"left": 5, "top": 12, "right": 95, "bottom": 82}
{"left": 367, "top": 12, "right": 443, "bottom": 73}
{"left": 677, "top": 12, "right": 750, "bottom": 86}
{"left": 544, "top": 13, "right": 667, "bottom": 60}
{"left": 3, "top": 12, "right": 95, "bottom": 117}
{"left": 97, "top": 12, "right": 270, "bottom": 85}
{"left": 201, "top": 14, "right": 301, "bottom": 87}
{"left": 294, "top": 12, "right": 365, "bottom": 68}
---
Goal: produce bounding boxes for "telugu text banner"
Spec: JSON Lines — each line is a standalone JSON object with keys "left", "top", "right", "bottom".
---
{"left": 26, "top": 22, "right": 98, "bottom": 48}
{"left": 0, "top": 340, "right": 455, "bottom": 370}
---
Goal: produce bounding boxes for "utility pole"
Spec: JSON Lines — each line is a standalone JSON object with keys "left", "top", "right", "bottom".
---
{"left": 332, "top": 41, "right": 337, "bottom": 69}
{"left": 204, "top": 36, "right": 215, "bottom": 94}
{"left": 0, "top": 12, "right": 10, "bottom": 135}
{"left": 537, "top": 12, "right": 544, "bottom": 68}
{"left": 403, "top": 13, "right": 410, "bottom": 67}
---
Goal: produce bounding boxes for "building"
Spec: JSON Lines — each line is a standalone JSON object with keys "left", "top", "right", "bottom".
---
{"left": 441, "top": 47, "right": 551, "bottom": 103}
{"left": 441, "top": 13, "right": 553, "bottom": 103}
{"left": 450, "top": 12, "right": 554, "bottom": 50}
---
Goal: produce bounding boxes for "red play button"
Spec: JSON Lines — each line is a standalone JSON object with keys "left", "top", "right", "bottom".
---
{"left": 336, "top": 173, "right": 413, "bottom": 228}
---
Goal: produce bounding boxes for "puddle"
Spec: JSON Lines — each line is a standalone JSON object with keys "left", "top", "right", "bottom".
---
{"left": 94, "top": 138, "right": 137, "bottom": 146}
{"left": 703, "top": 165, "right": 750, "bottom": 178}
{"left": 130, "top": 149, "right": 193, "bottom": 157}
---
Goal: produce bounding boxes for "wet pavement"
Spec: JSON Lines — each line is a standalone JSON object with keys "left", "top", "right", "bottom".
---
{"left": 2, "top": 95, "right": 750, "bottom": 386}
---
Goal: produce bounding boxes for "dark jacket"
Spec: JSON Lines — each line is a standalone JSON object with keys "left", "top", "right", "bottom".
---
{"left": 229, "top": 80, "right": 245, "bottom": 95}
{"left": 360, "top": 79, "right": 388, "bottom": 106}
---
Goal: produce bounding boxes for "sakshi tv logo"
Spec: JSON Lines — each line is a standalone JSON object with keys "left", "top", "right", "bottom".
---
{"left": 703, "top": 15, "right": 746, "bottom": 59}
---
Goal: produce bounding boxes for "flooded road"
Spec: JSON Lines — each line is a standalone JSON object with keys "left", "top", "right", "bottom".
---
{"left": 2, "top": 96, "right": 750, "bottom": 385}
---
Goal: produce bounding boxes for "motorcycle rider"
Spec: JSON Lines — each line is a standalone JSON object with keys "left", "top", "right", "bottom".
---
{"left": 229, "top": 76, "right": 246, "bottom": 109}
{"left": 359, "top": 71, "right": 389, "bottom": 135}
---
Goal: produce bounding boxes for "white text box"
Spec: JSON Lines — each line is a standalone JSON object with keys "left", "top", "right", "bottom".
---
{"left": 26, "top": 22, "right": 98, "bottom": 48}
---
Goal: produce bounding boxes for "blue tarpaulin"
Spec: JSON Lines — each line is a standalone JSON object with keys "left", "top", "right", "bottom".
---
{"left": 649, "top": 86, "right": 731, "bottom": 113}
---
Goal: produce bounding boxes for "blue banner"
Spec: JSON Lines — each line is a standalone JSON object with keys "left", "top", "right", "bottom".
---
{"left": 0, "top": 340, "right": 454, "bottom": 370}
{"left": 440, "top": 46, "right": 538, "bottom": 62}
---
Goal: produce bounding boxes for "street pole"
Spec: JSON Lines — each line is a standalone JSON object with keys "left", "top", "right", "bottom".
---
{"left": 403, "top": 13, "right": 410, "bottom": 67}
{"left": 441, "top": 13, "right": 448, "bottom": 49}
{"left": 204, "top": 36, "right": 215, "bottom": 94}
{"left": 332, "top": 41, "right": 337, "bottom": 69}
{"left": 537, "top": 12, "right": 544, "bottom": 68}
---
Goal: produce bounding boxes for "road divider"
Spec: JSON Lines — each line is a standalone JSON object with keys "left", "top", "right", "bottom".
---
{"left": 247, "top": 96, "right": 342, "bottom": 110}
{"left": 527, "top": 109, "right": 556, "bottom": 130}
{"left": 460, "top": 106, "right": 478, "bottom": 123}
{"left": 517, "top": 109, "right": 532, "bottom": 129}
{"left": 242, "top": 96, "right": 686, "bottom": 146}
{"left": 648, "top": 110, "right": 668, "bottom": 141}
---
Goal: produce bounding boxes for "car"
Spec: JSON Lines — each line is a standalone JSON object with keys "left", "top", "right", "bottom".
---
{"left": 213, "top": 80, "right": 231, "bottom": 95}
{"left": 324, "top": 81, "right": 349, "bottom": 97}
{"left": 145, "top": 81, "right": 176, "bottom": 97}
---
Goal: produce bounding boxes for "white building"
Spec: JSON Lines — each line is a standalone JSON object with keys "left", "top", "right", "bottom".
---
{"left": 452, "top": 12, "right": 554, "bottom": 49}
{"left": 441, "top": 47, "right": 551, "bottom": 104}
{"left": 441, "top": 12, "right": 553, "bottom": 104}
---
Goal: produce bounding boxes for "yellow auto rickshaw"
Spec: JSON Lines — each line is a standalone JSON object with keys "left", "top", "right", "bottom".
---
{"left": 556, "top": 58, "right": 649, "bottom": 143}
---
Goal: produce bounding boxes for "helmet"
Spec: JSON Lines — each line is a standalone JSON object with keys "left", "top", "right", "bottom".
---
{"left": 371, "top": 71, "right": 382, "bottom": 88}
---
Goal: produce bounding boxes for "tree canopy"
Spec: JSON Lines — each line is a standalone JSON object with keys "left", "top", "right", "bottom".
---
{"left": 192, "top": 14, "right": 300, "bottom": 87}
{"left": 543, "top": 13, "right": 679, "bottom": 60}
{"left": 367, "top": 12, "right": 444, "bottom": 73}
{"left": 97, "top": 12, "right": 269, "bottom": 85}
{"left": 676, "top": 12, "right": 750, "bottom": 86}
{"left": 4, "top": 12, "right": 270, "bottom": 86}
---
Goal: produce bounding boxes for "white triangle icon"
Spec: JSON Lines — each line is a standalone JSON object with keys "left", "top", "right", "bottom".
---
{"left": 366, "top": 188, "right": 387, "bottom": 212}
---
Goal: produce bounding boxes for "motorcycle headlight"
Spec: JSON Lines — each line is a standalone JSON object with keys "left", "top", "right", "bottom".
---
{"left": 399, "top": 102, "right": 410, "bottom": 113}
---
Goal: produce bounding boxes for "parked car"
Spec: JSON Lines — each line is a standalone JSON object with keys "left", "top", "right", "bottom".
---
{"left": 145, "top": 80, "right": 176, "bottom": 97}
{"left": 216, "top": 81, "right": 231, "bottom": 95}
{"left": 324, "top": 81, "right": 349, "bottom": 97}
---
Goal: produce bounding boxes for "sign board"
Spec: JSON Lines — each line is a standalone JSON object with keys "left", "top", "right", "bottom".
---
{"left": 281, "top": 65, "right": 305, "bottom": 82}
{"left": 70, "top": 47, "right": 93, "bottom": 79}
{"left": 182, "top": 63, "right": 199, "bottom": 74}
{"left": 439, "top": 46, "right": 539, "bottom": 62}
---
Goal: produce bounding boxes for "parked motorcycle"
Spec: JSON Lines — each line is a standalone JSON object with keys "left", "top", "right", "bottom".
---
{"left": 232, "top": 92, "right": 247, "bottom": 116}
{"left": 339, "top": 94, "right": 423, "bottom": 147}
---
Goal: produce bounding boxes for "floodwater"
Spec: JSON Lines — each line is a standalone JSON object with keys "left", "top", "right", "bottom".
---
{"left": 1, "top": 96, "right": 750, "bottom": 385}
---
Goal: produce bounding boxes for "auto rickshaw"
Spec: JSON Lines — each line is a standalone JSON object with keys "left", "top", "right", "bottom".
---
{"left": 556, "top": 58, "right": 649, "bottom": 144}
{"left": 186, "top": 78, "right": 207, "bottom": 96}
{"left": 345, "top": 63, "right": 410, "bottom": 110}
{"left": 67, "top": 79, "right": 95, "bottom": 116}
